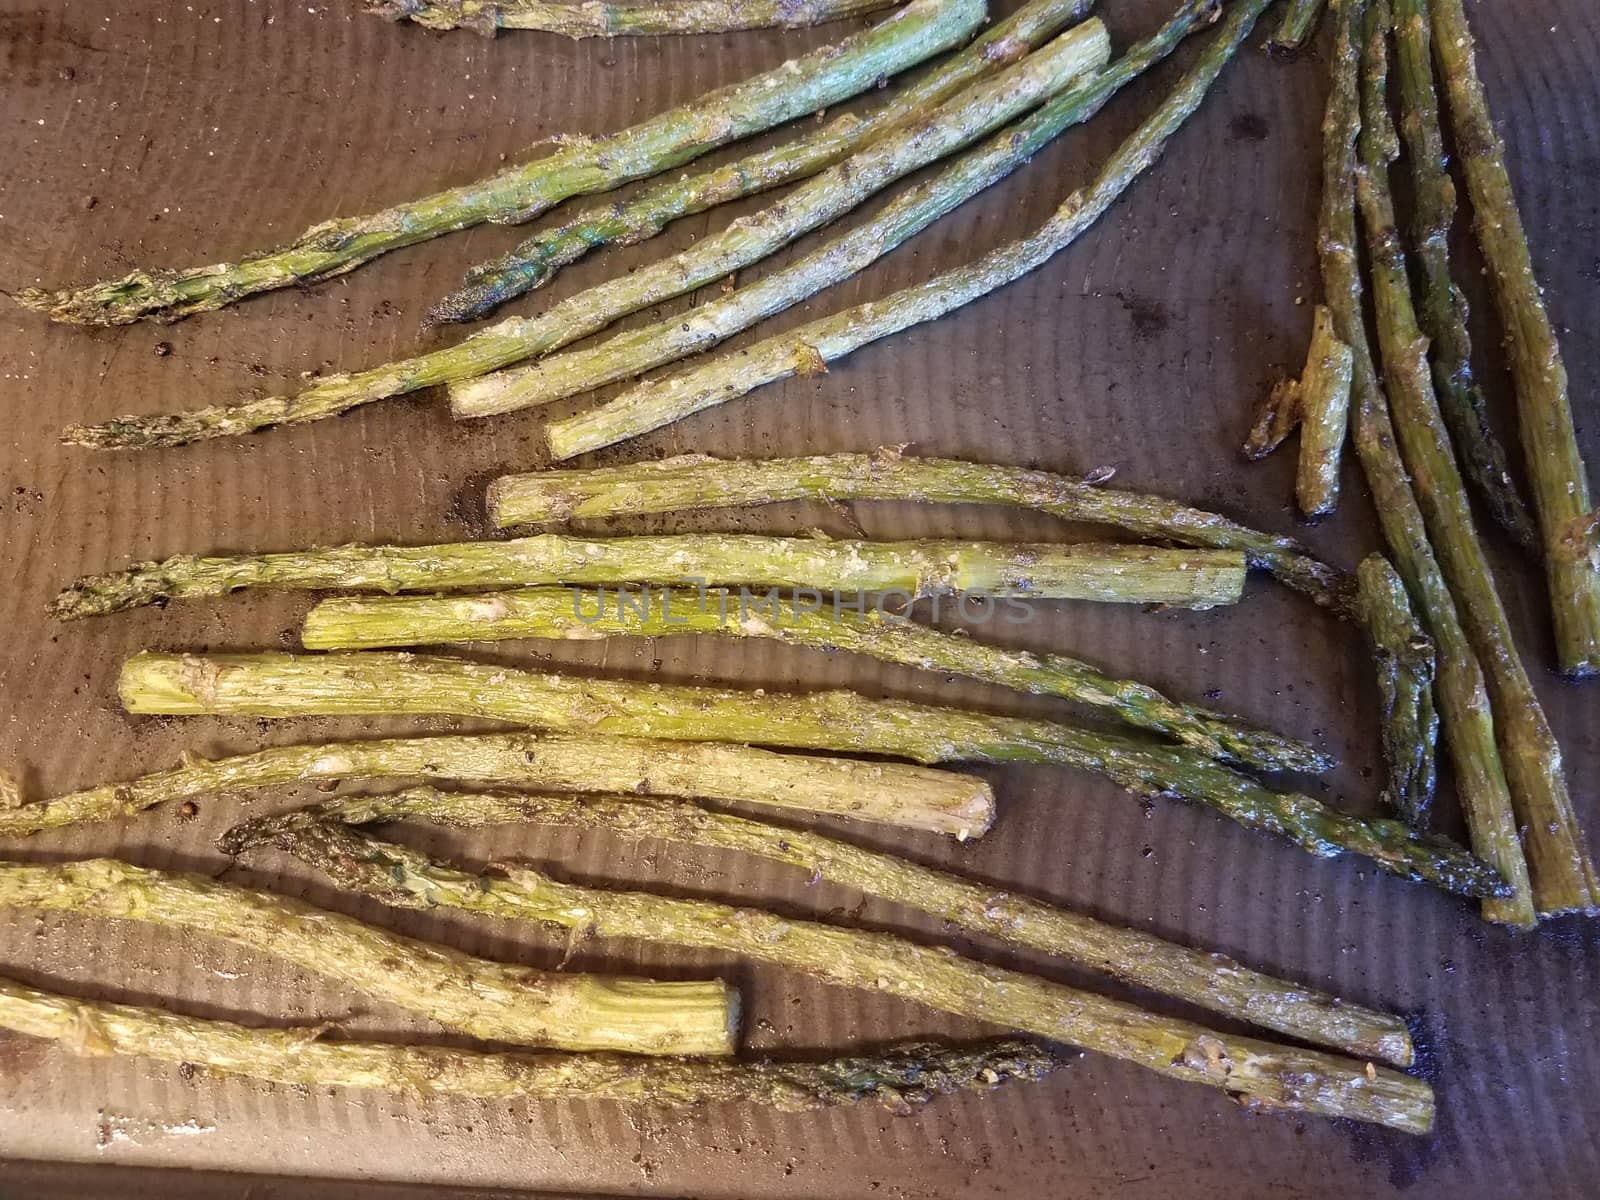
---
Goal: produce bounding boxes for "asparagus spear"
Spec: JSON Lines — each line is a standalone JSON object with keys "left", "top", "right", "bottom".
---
{"left": 120, "top": 651, "right": 1512, "bottom": 898}
{"left": 63, "top": 14, "right": 1108, "bottom": 448}
{"left": 1390, "top": 0, "right": 1537, "bottom": 553}
{"left": 1293, "top": 306, "right": 1356, "bottom": 518}
{"left": 372, "top": 0, "right": 900, "bottom": 38}
{"left": 52, "top": 535, "right": 1248, "bottom": 619}
{"left": 302, "top": 586, "right": 1330, "bottom": 774}
{"left": 1240, "top": 377, "right": 1302, "bottom": 462}
{"left": 542, "top": 0, "right": 1276, "bottom": 459}
{"left": 486, "top": 450, "right": 1357, "bottom": 613}
{"left": 1266, "top": 0, "right": 1325, "bottom": 54}
{"left": 18, "top": 0, "right": 982, "bottom": 328}
{"left": 1355, "top": 0, "right": 1598, "bottom": 916}
{"left": 450, "top": 0, "right": 1217, "bottom": 406}
{"left": 0, "top": 858, "right": 735, "bottom": 1055}
{"left": 224, "top": 813, "right": 1434, "bottom": 1132}
{"left": 0, "top": 732, "right": 993, "bottom": 840}
{"left": 236, "top": 785, "right": 1416, "bottom": 1065}
{"left": 1319, "top": 0, "right": 1533, "bottom": 927}
{"left": 1429, "top": 0, "right": 1600, "bottom": 676}
{"left": 1357, "top": 555, "right": 1439, "bottom": 827}
{"left": 0, "top": 975, "right": 1059, "bottom": 1110}
{"left": 435, "top": 0, "right": 1096, "bottom": 320}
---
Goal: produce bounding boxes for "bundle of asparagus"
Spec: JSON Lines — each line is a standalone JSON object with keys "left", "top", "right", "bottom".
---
{"left": 116, "top": 650, "right": 1511, "bottom": 898}
{"left": 371, "top": 0, "right": 902, "bottom": 39}
{"left": 0, "top": 975, "right": 1063, "bottom": 1111}
{"left": 18, "top": 0, "right": 983, "bottom": 327}
{"left": 221, "top": 802, "right": 1434, "bottom": 1132}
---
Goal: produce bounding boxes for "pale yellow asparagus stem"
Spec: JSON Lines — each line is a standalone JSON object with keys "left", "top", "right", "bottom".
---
{"left": 0, "top": 732, "right": 993, "bottom": 840}
{"left": 283, "top": 785, "right": 1416, "bottom": 1066}
{"left": 1294, "top": 304, "right": 1356, "bottom": 518}
{"left": 117, "top": 651, "right": 1514, "bottom": 899}
{"left": 0, "top": 859, "right": 735, "bottom": 1055}
{"left": 54, "top": 535, "right": 1247, "bottom": 619}
{"left": 226, "top": 813, "right": 1435, "bottom": 1132}
{"left": 301, "top": 586, "right": 1330, "bottom": 775}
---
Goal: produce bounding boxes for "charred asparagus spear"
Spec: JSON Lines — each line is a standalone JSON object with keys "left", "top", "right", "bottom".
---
{"left": 229, "top": 786, "right": 1416, "bottom": 1065}
{"left": 1390, "top": 0, "right": 1537, "bottom": 552}
{"left": 19, "top": 0, "right": 982, "bottom": 328}
{"left": 302, "top": 586, "right": 1330, "bottom": 775}
{"left": 224, "top": 812, "right": 1434, "bottom": 1132}
{"left": 0, "top": 975, "right": 1060, "bottom": 1111}
{"left": 52, "top": 535, "right": 1248, "bottom": 619}
{"left": 1429, "top": 0, "right": 1600, "bottom": 676}
{"left": 1318, "top": 0, "right": 1532, "bottom": 926}
{"left": 119, "top": 651, "right": 1512, "bottom": 898}
{"left": 63, "top": 13, "right": 1108, "bottom": 446}
{"left": 449, "top": 0, "right": 1219, "bottom": 407}
{"left": 372, "top": 0, "right": 901, "bottom": 38}
{"left": 0, "top": 732, "right": 993, "bottom": 840}
{"left": 1356, "top": 0, "right": 1598, "bottom": 916}
{"left": 486, "top": 450, "right": 1356, "bottom": 613}
{"left": 435, "top": 0, "right": 1096, "bottom": 320}
{"left": 1357, "top": 554, "right": 1439, "bottom": 827}
{"left": 540, "top": 0, "right": 1276, "bottom": 459}
{"left": 0, "top": 859, "right": 735, "bottom": 1055}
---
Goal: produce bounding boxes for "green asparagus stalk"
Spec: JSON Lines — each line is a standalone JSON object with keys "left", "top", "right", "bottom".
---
{"left": 120, "top": 651, "right": 1513, "bottom": 898}
{"left": 1240, "top": 377, "right": 1301, "bottom": 461}
{"left": 0, "top": 975, "right": 1058, "bottom": 1111}
{"left": 52, "top": 534, "right": 1247, "bottom": 619}
{"left": 224, "top": 812, "right": 1434, "bottom": 1132}
{"left": 542, "top": 0, "right": 1275, "bottom": 460}
{"left": 372, "top": 0, "right": 900, "bottom": 38}
{"left": 434, "top": 0, "right": 1096, "bottom": 320}
{"left": 1429, "top": 0, "right": 1600, "bottom": 676}
{"left": 1357, "top": 554, "right": 1438, "bottom": 827}
{"left": 487, "top": 450, "right": 1357, "bottom": 613}
{"left": 1293, "top": 305, "right": 1356, "bottom": 519}
{"left": 63, "top": 12, "right": 1108, "bottom": 449}
{"left": 1355, "top": 0, "right": 1598, "bottom": 916}
{"left": 1319, "top": 0, "right": 1533, "bottom": 927}
{"left": 0, "top": 858, "right": 735, "bottom": 1055}
{"left": 0, "top": 732, "right": 993, "bottom": 840}
{"left": 19, "top": 0, "right": 982, "bottom": 329}
{"left": 302, "top": 586, "right": 1329, "bottom": 774}
{"left": 450, "top": 0, "right": 1216, "bottom": 407}
{"left": 240, "top": 785, "right": 1416, "bottom": 1065}
{"left": 1390, "top": 0, "right": 1537, "bottom": 553}
{"left": 1266, "top": 0, "right": 1325, "bottom": 53}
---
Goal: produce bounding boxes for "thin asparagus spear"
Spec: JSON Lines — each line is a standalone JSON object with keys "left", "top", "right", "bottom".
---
{"left": 0, "top": 974, "right": 1058, "bottom": 1110}
{"left": 238, "top": 785, "right": 1416, "bottom": 1065}
{"left": 0, "top": 975, "right": 1058, "bottom": 1110}
{"left": 1240, "top": 377, "right": 1301, "bottom": 461}
{"left": 0, "top": 732, "right": 993, "bottom": 840}
{"left": 63, "top": 14, "right": 1107, "bottom": 449}
{"left": 1319, "top": 0, "right": 1533, "bottom": 927}
{"left": 372, "top": 0, "right": 900, "bottom": 38}
{"left": 52, "top": 535, "right": 1247, "bottom": 619}
{"left": 0, "top": 858, "right": 735, "bottom": 1055}
{"left": 120, "top": 651, "right": 1512, "bottom": 898}
{"left": 451, "top": 0, "right": 1217, "bottom": 407}
{"left": 1266, "top": 0, "right": 1325, "bottom": 54}
{"left": 225, "top": 813, "right": 1434, "bottom": 1132}
{"left": 543, "top": 0, "right": 1275, "bottom": 459}
{"left": 1355, "top": 0, "right": 1598, "bottom": 916}
{"left": 1357, "top": 554, "right": 1439, "bottom": 827}
{"left": 435, "top": 0, "right": 1096, "bottom": 320}
{"left": 302, "top": 586, "right": 1330, "bottom": 774}
{"left": 487, "top": 450, "right": 1357, "bottom": 613}
{"left": 18, "top": 0, "right": 982, "bottom": 329}
{"left": 1390, "top": 0, "right": 1537, "bottom": 553}
{"left": 1429, "top": 0, "right": 1600, "bottom": 676}
{"left": 1293, "top": 305, "right": 1355, "bottom": 518}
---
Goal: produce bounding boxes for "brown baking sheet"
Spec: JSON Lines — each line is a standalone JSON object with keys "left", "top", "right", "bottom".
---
{"left": 1, "top": 0, "right": 1597, "bottom": 1194}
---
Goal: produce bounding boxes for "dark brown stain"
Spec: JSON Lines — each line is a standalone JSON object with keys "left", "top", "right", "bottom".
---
{"left": 0, "top": 11, "right": 105, "bottom": 88}
{"left": 1229, "top": 112, "right": 1271, "bottom": 142}
{"left": 1117, "top": 291, "right": 1173, "bottom": 341}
